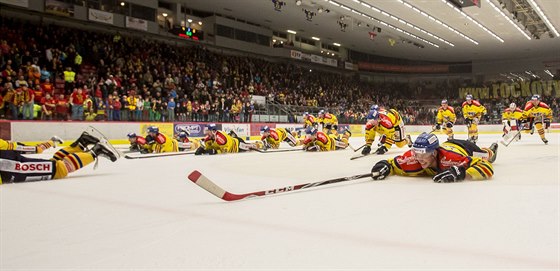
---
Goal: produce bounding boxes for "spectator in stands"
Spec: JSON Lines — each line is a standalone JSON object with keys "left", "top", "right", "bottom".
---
{"left": 63, "top": 67, "right": 75, "bottom": 95}
{"left": 41, "top": 93, "right": 55, "bottom": 120}
{"left": 55, "top": 93, "right": 69, "bottom": 121}
{"left": 70, "top": 87, "right": 85, "bottom": 120}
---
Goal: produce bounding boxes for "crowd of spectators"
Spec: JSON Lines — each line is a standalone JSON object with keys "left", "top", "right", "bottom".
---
{"left": 0, "top": 17, "right": 558, "bottom": 127}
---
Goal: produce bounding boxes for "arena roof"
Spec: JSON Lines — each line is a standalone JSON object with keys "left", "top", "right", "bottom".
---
{"left": 181, "top": 0, "right": 559, "bottom": 63}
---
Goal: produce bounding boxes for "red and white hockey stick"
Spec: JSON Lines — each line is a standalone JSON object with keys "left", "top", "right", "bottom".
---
{"left": 188, "top": 170, "right": 374, "bottom": 201}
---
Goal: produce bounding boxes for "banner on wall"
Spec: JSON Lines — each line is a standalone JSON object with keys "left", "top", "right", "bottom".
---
{"left": 174, "top": 123, "right": 220, "bottom": 137}
{"left": 0, "top": 0, "right": 28, "bottom": 8}
{"left": 289, "top": 50, "right": 338, "bottom": 67}
{"left": 126, "top": 16, "right": 148, "bottom": 31}
{"left": 250, "top": 123, "right": 276, "bottom": 136}
{"left": 45, "top": 0, "right": 74, "bottom": 17}
{"left": 89, "top": 8, "right": 113, "bottom": 25}
{"left": 358, "top": 62, "right": 449, "bottom": 73}
{"left": 251, "top": 95, "right": 266, "bottom": 106}
{"left": 345, "top": 62, "right": 358, "bottom": 71}
{"left": 458, "top": 79, "right": 560, "bottom": 99}
{"left": 222, "top": 124, "right": 250, "bottom": 138}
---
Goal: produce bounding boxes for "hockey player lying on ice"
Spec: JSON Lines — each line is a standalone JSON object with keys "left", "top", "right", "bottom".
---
{"left": 194, "top": 124, "right": 260, "bottom": 155}
{"left": 370, "top": 132, "right": 498, "bottom": 183}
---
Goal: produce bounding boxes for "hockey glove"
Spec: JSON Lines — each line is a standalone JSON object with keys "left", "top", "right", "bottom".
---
{"left": 544, "top": 119, "right": 551, "bottom": 129}
{"left": 446, "top": 122, "right": 453, "bottom": 128}
{"left": 145, "top": 135, "right": 155, "bottom": 145}
{"left": 207, "top": 149, "right": 217, "bottom": 155}
{"left": 371, "top": 160, "right": 391, "bottom": 180}
{"left": 435, "top": 123, "right": 441, "bottom": 130}
{"left": 465, "top": 118, "right": 472, "bottom": 126}
{"left": 129, "top": 143, "right": 139, "bottom": 151}
{"left": 375, "top": 145, "right": 388, "bottom": 155}
{"left": 194, "top": 146, "right": 206, "bottom": 155}
{"left": 325, "top": 124, "right": 332, "bottom": 130}
{"left": 139, "top": 148, "right": 150, "bottom": 154}
{"left": 361, "top": 145, "right": 372, "bottom": 155}
{"left": 433, "top": 166, "right": 466, "bottom": 183}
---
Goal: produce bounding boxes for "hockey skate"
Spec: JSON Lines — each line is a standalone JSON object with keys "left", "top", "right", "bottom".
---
{"left": 70, "top": 132, "right": 100, "bottom": 150}
{"left": 487, "top": 143, "right": 498, "bottom": 163}
{"left": 50, "top": 135, "right": 64, "bottom": 146}
{"left": 91, "top": 142, "right": 119, "bottom": 162}
{"left": 542, "top": 138, "right": 548, "bottom": 145}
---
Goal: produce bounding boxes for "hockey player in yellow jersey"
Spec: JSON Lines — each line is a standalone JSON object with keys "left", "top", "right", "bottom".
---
{"left": 370, "top": 132, "right": 497, "bottom": 183}
{"left": 146, "top": 126, "right": 179, "bottom": 153}
{"left": 176, "top": 131, "right": 202, "bottom": 151}
{"left": 462, "top": 94, "right": 487, "bottom": 143}
{"left": 362, "top": 105, "right": 412, "bottom": 156}
{"left": 500, "top": 102, "right": 523, "bottom": 145}
{"left": 195, "top": 124, "right": 258, "bottom": 155}
{"left": 301, "top": 127, "right": 349, "bottom": 151}
{"left": 302, "top": 112, "right": 318, "bottom": 129}
{"left": 317, "top": 110, "right": 339, "bottom": 135}
{"left": 2, "top": 131, "right": 118, "bottom": 184}
{"left": 435, "top": 99, "right": 456, "bottom": 140}
{"left": 0, "top": 136, "right": 64, "bottom": 153}
{"left": 260, "top": 126, "right": 299, "bottom": 150}
{"left": 522, "top": 95, "right": 553, "bottom": 144}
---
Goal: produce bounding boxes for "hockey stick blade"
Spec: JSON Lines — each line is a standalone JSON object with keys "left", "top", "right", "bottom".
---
{"left": 188, "top": 170, "right": 372, "bottom": 201}
{"left": 125, "top": 151, "right": 195, "bottom": 159}
{"left": 252, "top": 148, "right": 304, "bottom": 153}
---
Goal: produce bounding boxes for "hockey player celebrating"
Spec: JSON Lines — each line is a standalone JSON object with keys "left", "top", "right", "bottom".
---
{"left": 462, "top": 94, "right": 487, "bottom": 143}
{"left": 1, "top": 136, "right": 64, "bottom": 154}
{"left": 301, "top": 127, "right": 350, "bottom": 152}
{"left": 500, "top": 103, "right": 523, "bottom": 145}
{"left": 145, "top": 126, "right": 179, "bottom": 153}
{"left": 176, "top": 131, "right": 201, "bottom": 151}
{"left": 370, "top": 132, "right": 498, "bottom": 183}
{"left": 1, "top": 131, "right": 118, "bottom": 184}
{"left": 435, "top": 99, "right": 456, "bottom": 140}
{"left": 126, "top": 132, "right": 152, "bottom": 153}
{"left": 362, "top": 105, "right": 412, "bottom": 156}
{"left": 521, "top": 94, "right": 553, "bottom": 144}
{"left": 195, "top": 124, "right": 258, "bottom": 155}
{"left": 302, "top": 112, "right": 317, "bottom": 129}
{"left": 260, "top": 126, "right": 299, "bottom": 150}
{"left": 317, "top": 109, "right": 339, "bottom": 135}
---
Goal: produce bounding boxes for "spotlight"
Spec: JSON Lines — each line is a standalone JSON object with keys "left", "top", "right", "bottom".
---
{"left": 162, "top": 13, "right": 168, "bottom": 17}
{"left": 303, "top": 8, "right": 316, "bottom": 21}
{"left": 296, "top": 0, "right": 302, "bottom": 6}
{"left": 120, "top": 1, "right": 125, "bottom": 6}
{"left": 272, "top": 0, "right": 286, "bottom": 11}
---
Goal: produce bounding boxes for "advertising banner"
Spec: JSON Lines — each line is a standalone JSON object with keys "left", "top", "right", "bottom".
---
{"left": 458, "top": 79, "right": 560, "bottom": 99}
{"left": 0, "top": 0, "right": 28, "bottom": 8}
{"left": 126, "top": 16, "right": 148, "bottom": 31}
{"left": 250, "top": 123, "right": 276, "bottom": 136}
{"left": 140, "top": 123, "right": 174, "bottom": 138}
{"left": 174, "top": 123, "right": 221, "bottom": 137}
{"left": 45, "top": 0, "right": 73, "bottom": 17}
{"left": 222, "top": 123, "right": 250, "bottom": 139}
{"left": 89, "top": 8, "right": 113, "bottom": 24}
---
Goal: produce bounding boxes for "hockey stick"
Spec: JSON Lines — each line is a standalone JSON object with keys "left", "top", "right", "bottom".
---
{"left": 252, "top": 148, "right": 304, "bottom": 153}
{"left": 188, "top": 170, "right": 374, "bottom": 201}
{"left": 125, "top": 151, "right": 195, "bottom": 159}
{"left": 348, "top": 144, "right": 366, "bottom": 152}
{"left": 350, "top": 153, "right": 371, "bottom": 160}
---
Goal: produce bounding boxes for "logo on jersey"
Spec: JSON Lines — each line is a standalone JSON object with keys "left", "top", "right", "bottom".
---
{"left": 13, "top": 162, "right": 52, "bottom": 173}
{"left": 215, "top": 132, "right": 227, "bottom": 145}
{"left": 440, "top": 157, "right": 465, "bottom": 168}
{"left": 397, "top": 154, "right": 418, "bottom": 165}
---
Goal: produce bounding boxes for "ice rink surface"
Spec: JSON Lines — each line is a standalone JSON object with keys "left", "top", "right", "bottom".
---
{"left": 1, "top": 133, "right": 559, "bottom": 270}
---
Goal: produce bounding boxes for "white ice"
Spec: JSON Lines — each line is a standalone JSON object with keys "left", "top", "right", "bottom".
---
{"left": 1, "top": 133, "right": 559, "bottom": 270}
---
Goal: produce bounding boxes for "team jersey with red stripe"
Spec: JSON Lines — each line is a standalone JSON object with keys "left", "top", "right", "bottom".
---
{"left": 204, "top": 130, "right": 240, "bottom": 153}
{"left": 462, "top": 100, "right": 486, "bottom": 120}
{"left": 261, "top": 128, "right": 289, "bottom": 149}
{"left": 386, "top": 141, "right": 493, "bottom": 180}
{"left": 522, "top": 101, "right": 552, "bottom": 121}
{"left": 302, "top": 131, "right": 339, "bottom": 151}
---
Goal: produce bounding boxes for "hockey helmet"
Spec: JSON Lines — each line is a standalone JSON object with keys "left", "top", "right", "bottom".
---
{"left": 370, "top": 104, "right": 379, "bottom": 111}
{"left": 305, "top": 127, "right": 318, "bottom": 135}
{"left": 466, "top": 94, "right": 473, "bottom": 101}
{"left": 206, "top": 123, "right": 218, "bottom": 131}
{"left": 531, "top": 94, "right": 540, "bottom": 101}
{"left": 412, "top": 132, "right": 439, "bottom": 154}
{"left": 127, "top": 132, "right": 137, "bottom": 138}
{"left": 366, "top": 109, "right": 379, "bottom": 120}
{"left": 178, "top": 131, "right": 188, "bottom": 139}
{"left": 261, "top": 126, "right": 271, "bottom": 133}
{"left": 509, "top": 103, "right": 516, "bottom": 110}
{"left": 441, "top": 99, "right": 448, "bottom": 105}
{"left": 318, "top": 109, "right": 325, "bottom": 116}
{"left": 147, "top": 126, "right": 159, "bottom": 134}
{"left": 303, "top": 112, "right": 309, "bottom": 117}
